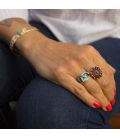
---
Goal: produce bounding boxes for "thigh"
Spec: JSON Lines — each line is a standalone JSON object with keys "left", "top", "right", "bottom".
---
{"left": 0, "top": 40, "right": 35, "bottom": 106}
{"left": 0, "top": 21, "right": 57, "bottom": 106}
{"left": 17, "top": 37, "right": 120, "bottom": 128}
{"left": 0, "top": 104, "right": 13, "bottom": 128}
{"left": 16, "top": 76, "right": 111, "bottom": 129}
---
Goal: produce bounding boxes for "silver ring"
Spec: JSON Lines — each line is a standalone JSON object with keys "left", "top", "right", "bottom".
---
{"left": 76, "top": 72, "right": 90, "bottom": 83}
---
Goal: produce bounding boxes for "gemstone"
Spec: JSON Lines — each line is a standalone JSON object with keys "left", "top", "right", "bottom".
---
{"left": 89, "top": 66, "right": 102, "bottom": 79}
{"left": 77, "top": 72, "right": 90, "bottom": 83}
{"left": 16, "top": 30, "right": 22, "bottom": 36}
{"left": 80, "top": 72, "right": 90, "bottom": 82}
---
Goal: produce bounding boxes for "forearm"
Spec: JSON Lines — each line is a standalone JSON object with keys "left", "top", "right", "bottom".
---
{"left": 0, "top": 18, "right": 49, "bottom": 56}
{"left": 0, "top": 18, "right": 29, "bottom": 42}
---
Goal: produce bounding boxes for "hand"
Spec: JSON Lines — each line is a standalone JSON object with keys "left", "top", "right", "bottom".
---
{"left": 19, "top": 33, "right": 116, "bottom": 112}
{"left": 0, "top": 18, "right": 116, "bottom": 111}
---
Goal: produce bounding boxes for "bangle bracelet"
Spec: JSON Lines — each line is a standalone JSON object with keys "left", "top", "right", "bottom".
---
{"left": 10, "top": 26, "right": 39, "bottom": 54}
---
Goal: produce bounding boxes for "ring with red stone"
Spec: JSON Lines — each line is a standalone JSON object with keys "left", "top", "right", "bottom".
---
{"left": 89, "top": 66, "right": 102, "bottom": 80}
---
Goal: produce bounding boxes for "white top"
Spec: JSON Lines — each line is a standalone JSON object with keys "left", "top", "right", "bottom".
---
{"left": 0, "top": 9, "right": 28, "bottom": 21}
{"left": 1, "top": 9, "right": 120, "bottom": 45}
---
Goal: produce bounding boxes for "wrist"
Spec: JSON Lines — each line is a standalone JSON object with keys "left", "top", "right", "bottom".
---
{"left": 0, "top": 18, "right": 29, "bottom": 42}
{"left": 0, "top": 17, "right": 52, "bottom": 58}
{"left": 15, "top": 30, "right": 50, "bottom": 57}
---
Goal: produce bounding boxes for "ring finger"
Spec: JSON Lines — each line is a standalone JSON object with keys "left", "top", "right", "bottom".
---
{"left": 65, "top": 60, "right": 112, "bottom": 111}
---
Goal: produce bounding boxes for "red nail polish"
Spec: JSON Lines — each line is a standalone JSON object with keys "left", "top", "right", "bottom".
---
{"left": 114, "top": 88, "right": 116, "bottom": 96}
{"left": 106, "top": 104, "right": 112, "bottom": 111}
{"left": 93, "top": 102, "right": 101, "bottom": 108}
{"left": 111, "top": 99, "right": 115, "bottom": 106}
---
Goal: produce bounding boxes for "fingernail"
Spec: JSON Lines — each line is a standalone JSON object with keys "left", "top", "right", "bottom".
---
{"left": 114, "top": 88, "right": 116, "bottom": 96}
{"left": 93, "top": 102, "right": 101, "bottom": 108}
{"left": 111, "top": 99, "right": 115, "bottom": 106}
{"left": 106, "top": 104, "right": 112, "bottom": 111}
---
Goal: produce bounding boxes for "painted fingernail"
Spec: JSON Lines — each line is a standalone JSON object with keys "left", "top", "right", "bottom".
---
{"left": 93, "top": 102, "right": 101, "bottom": 108}
{"left": 106, "top": 104, "right": 112, "bottom": 111}
{"left": 111, "top": 99, "right": 115, "bottom": 106}
{"left": 114, "top": 88, "right": 116, "bottom": 96}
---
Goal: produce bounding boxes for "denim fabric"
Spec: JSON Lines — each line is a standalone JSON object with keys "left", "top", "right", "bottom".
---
{"left": 0, "top": 21, "right": 120, "bottom": 128}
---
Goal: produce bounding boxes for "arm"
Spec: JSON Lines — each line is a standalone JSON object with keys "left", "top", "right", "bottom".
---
{"left": 0, "top": 18, "right": 116, "bottom": 111}
{"left": 0, "top": 18, "right": 48, "bottom": 53}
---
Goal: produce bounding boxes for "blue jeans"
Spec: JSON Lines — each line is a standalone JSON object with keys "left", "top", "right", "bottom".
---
{"left": 0, "top": 21, "right": 120, "bottom": 128}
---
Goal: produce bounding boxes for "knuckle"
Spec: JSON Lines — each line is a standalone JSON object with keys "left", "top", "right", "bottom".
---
{"left": 76, "top": 53, "right": 87, "bottom": 61}
{"left": 54, "top": 65, "right": 65, "bottom": 75}
{"left": 72, "top": 85, "right": 83, "bottom": 96}
{"left": 100, "top": 78, "right": 110, "bottom": 88}
{"left": 108, "top": 72, "right": 113, "bottom": 78}
{"left": 87, "top": 81, "right": 101, "bottom": 95}
{"left": 107, "top": 93, "right": 114, "bottom": 101}
{"left": 108, "top": 69, "right": 114, "bottom": 75}
{"left": 85, "top": 45, "right": 95, "bottom": 52}
{"left": 104, "top": 68, "right": 113, "bottom": 76}
{"left": 73, "top": 87, "right": 81, "bottom": 97}
{"left": 107, "top": 64, "right": 116, "bottom": 74}
{"left": 90, "top": 85, "right": 101, "bottom": 95}
{"left": 66, "top": 58, "right": 76, "bottom": 66}
{"left": 75, "top": 45, "right": 95, "bottom": 61}
{"left": 93, "top": 89, "right": 101, "bottom": 95}
{"left": 102, "top": 81, "right": 109, "bottom": 88}
{"left": 95, "top": 90, "right": 104, "bottom": 97}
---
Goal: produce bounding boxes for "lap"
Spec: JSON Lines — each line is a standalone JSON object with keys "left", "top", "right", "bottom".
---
{"left": 16, "top": 37, "right": 120, "bottom": 129}
{"left": 16, "top": 76, "right": 111, "bottom": 128}
{"left": 0, "top": 40, "right": 35, "bottom": 106}
{"left": 0, "top": 21, "right": 120, "bottom": 128}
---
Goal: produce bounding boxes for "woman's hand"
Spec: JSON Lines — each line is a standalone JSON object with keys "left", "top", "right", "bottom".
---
{"left": 18, "top": 32, "right": 116, "bottom": 112}
{"left": 0, "top": 18, "right": 116, "bottom": 111}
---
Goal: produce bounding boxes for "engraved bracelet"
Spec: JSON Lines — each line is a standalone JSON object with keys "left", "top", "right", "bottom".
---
{"left": 10, "top": 26, "right": 38, "bottom": 53}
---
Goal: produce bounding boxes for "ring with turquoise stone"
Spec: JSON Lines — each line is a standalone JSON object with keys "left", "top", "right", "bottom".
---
{"left": 76, "top": 72, "right": 90, "bottom": 83}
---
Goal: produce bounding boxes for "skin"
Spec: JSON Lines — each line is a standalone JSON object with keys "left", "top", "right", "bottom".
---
{"left": 0, "top": 18, "right": 116, "bottom": 111}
